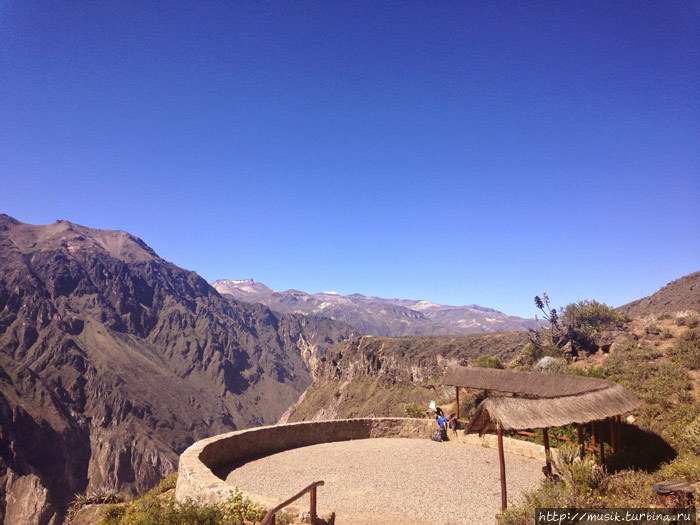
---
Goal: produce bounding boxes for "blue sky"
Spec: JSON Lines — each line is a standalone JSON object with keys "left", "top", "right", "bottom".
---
{"left": 1, "top": 1, "right": 698, "bottom": 317}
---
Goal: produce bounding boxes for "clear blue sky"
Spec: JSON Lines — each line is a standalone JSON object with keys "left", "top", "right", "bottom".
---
{"left": 1, "top": 2, "right": 698, "bottom": 317}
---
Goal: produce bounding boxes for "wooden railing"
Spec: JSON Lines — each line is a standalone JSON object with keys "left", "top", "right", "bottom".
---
{"left": 260, "top": 480, "right": 324, "bottom": 525}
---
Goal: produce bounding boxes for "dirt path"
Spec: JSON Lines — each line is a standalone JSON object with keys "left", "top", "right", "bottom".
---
{"left": 225, "top": 438, "right": 544, "bottom": 525}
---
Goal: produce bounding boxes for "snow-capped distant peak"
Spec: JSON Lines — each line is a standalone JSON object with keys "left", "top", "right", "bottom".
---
{"left": 211, "top": 279, "right": 271, "bottom": 295}
{"left": 214, "top": 278, "right": 254, "bottom": 285}
{"left": 321, "top": 291, "right": 340, "bottom": 295}
{"left": 411, "top": 300, "right": 440, "bottom": 311}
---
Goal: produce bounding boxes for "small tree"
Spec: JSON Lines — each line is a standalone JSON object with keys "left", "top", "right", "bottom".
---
{"left": 563, "top": 300, "right": 628, "bottom": 335}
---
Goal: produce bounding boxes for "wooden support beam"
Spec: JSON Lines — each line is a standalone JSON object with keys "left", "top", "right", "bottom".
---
{"left": 577, "top": 423, "right": 585, "bottom": 460}
{"left": 310, "top": 486, "right": 317, "bottom": 522}
{"left": 610, "top": 418, "right": 616, "bottom": 454}
{"left": 599, "top": 420, "right": 605, "bottom": 464}
{"left": 617, "top": 416, "right": 622, "bottom": 451}
{"left": 497, "top": 424, "right": 507, "bottom": 510}
{"left": 542, "top": 428, "right": 552, "bottom": 477}
{"left": 591, "top": 421, "right": 596, "bottom": 448}
{"left": 455, "top": 387, "right": 460, "bottom": 420}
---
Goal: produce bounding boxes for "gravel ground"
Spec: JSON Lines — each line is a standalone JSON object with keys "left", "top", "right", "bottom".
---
{"left": 224, "top": 438, "right": 544, "bottom": 525}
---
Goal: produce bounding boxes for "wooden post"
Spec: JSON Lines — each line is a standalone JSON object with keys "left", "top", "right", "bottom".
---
{"left": 591, "top": 421, "right": 596, "bottom": 448}
{"left": 497, "top": 424, "right": 507, "bottom": 510}
{"left": 617, "top": 416, "right": 622, "bottom": 451}
{"left": 577, "top": 423, "right": 585, "bottom": 460}
{"left": 542, "top": 428, "right": 552, "bottom": 477}
{"left": 310, "top": 486, "right": 317, "bottom": 523}
{"left": 270, "top": 515, "right": 276, "bottom": 525}
{"left": 455, "top": 387, "right": 460, "bottom": 420}
{"left": 599, "top": 420, "right": 605, "bottom": 464}
{"left": 610, "top": 418, "right": 616, "bottom": 454}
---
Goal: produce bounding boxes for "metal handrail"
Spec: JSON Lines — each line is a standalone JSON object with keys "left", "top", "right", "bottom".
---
{"left": 260, "top": 480, "right": 325, "bottom": 525}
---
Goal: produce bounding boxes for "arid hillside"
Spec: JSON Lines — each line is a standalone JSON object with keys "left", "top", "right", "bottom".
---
{"left": 618, "top": 270, "right": 700, "bottom": 317}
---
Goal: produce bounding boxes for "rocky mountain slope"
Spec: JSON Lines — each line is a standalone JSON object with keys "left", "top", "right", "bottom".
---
{"left": 617, "top": 271, "right": 700, "bottom": 317}
{"left": 0, "top": 215, "right": 355, "bottom": 524}
{"left": 212, "top": 279, "right": 540, "bottom": 336}
{"left": 282, "top": 331, "right": 530, "bottom": 423}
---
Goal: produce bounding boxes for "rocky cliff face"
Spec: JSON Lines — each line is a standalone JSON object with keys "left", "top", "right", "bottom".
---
{"left": 212, "top": 279, "right": 541, "bottom": 336}
{"left": 282, "top": 332, "right": 529, "bottom": 423}
{"left": 0, "top": 215, "right": 355, "bottom": 524}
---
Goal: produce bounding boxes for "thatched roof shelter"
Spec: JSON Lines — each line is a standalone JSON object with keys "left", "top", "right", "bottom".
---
{"left": 442, "top": 365, "right": 640, "bottom": 434}
{"left": 442, "top": 365, "right": 640, "bottom": 510}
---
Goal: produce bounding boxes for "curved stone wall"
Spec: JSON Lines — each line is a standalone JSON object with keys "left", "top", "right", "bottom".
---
{"left": 175, "top": 418, "right": 434, "bottom": 505}
{"left": 175, "top": 417, "right": 546, "bottom": 509}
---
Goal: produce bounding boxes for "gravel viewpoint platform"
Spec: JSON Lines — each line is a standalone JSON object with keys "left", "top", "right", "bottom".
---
{"left": 224, "top": 437, "right": 544, "bottom": 525}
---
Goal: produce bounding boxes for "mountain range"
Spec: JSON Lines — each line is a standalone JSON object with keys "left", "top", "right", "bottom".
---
{"left": 212, "top": 279, "right": 540, "bottom": 336}
{"left": 0, "top": 215, "right": 356, "bottom": 524}
{"left": 2, "top": 212, "right": 696, "bottom": 525}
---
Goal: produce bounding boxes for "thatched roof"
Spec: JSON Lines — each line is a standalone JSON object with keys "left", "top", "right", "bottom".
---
{"left": 443, "top": 366, "right": 616, "bottom": 397}
{"left": 443, "top": 366, "right": 641, "bottom": 433}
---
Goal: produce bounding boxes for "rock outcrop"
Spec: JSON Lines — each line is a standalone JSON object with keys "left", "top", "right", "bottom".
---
{"left": 0, "top": 214, "right": 355, "bottom": 523}
{"left": 283, "top": 332, "right": 529, "bottom": 422}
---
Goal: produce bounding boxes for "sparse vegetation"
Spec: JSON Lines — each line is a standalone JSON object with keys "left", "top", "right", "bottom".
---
{"left": 511, "top": 342, "right": 564, "bottom": 370}
{"left": 500, "top": 310, "right": 700, "bottom": 524}
{"left": 403, "top": 401, "right": 425, "bottom": 418}
{"left": 676, "top": 315, "right": 700, "bottom": 328}
{"left": 67, "top": 485, "right": 125, "bottom": 523}
{"left": 668, "top": 327, "right": 700, "bottom": 369}
{"left": 473, "top": 354, "right": 504, "bottom": 369}
{"left": 152, "top": 473, "right": 178, "bottom": 495}
{"left": 531, "top": 295, "right": 630, "bottom": 356}
{"left": 100, "top": 488, "right": 266, "bottom": 525}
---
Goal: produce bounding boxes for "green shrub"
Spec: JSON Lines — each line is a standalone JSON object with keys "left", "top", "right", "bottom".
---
{"left": 552, "top": 443, "right": 604, "bottom": 489}
{"left": 150, "top": 473, "right": 178, "bottom": 496}
{"left": 511, "top": 343, "right": 564, "bottom": 370}
{"left": 222, "top": 489, "right": 267, "bottom": 523}
{"left": 473, "top": 355, "right": 504, "bottom": 369}
{"left": 100, "top": 489, "right": 266, "bottom": 525}
{"left": 100, "top": 505, "right": 127, "bottom": 525}
{"left": 563, "top": 300, "right": 628, "bottom": 335}
{"left": 403, "top": 402, "right": 424, "bottom": 418}
{"left": 657, "top": 313, "right": 672, "bottom": 320}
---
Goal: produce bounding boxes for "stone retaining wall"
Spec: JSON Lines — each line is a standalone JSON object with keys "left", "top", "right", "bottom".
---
{"left": 176, "top": 418, "right": 434, "bottom": 506}
{"left": 176, "top": 418, "right": 546, "bottom": 512}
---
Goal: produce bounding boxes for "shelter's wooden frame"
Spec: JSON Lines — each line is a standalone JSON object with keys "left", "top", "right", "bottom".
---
{"left": 445, "top": 367, "right": 639, "bottom": 510}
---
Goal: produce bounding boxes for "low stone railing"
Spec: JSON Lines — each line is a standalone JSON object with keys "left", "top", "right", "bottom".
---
{"left": 175, "top": 417, "right": 546, "bottom": 513}
{"left": 176, "top": 418, "right": 434, "bottom": 508}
